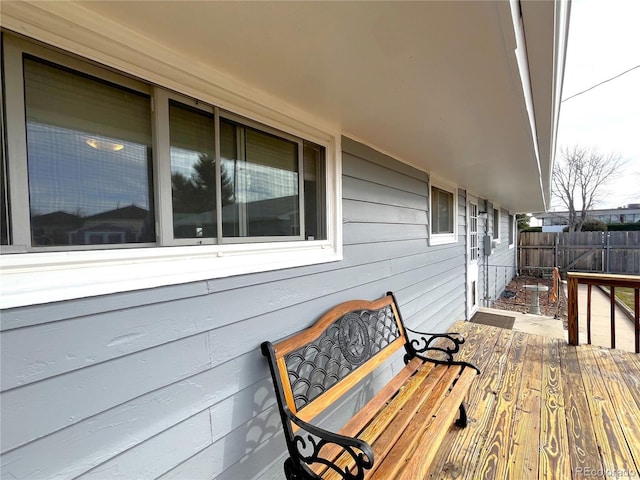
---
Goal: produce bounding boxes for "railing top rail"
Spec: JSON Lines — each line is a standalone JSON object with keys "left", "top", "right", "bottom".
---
{"left": 567, "top": 271, "right": 640, "bottom": 287}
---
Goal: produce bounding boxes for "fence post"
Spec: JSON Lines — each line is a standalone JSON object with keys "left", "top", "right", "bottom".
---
{"left": 567, "top": 274, "right": 579, "bottom": 345}
{"left": 606, "top": 232, "right": 611, "bottom": 273}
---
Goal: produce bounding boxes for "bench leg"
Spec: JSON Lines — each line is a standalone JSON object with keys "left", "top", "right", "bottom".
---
{"left": 455, "top": 403, "right": 468, "bottom": 428}
{"left": 284, "top": 458, "right": 305, "bottom": 480}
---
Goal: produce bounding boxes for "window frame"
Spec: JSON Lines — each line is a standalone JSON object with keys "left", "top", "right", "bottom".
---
{"left": 0, "top": 33, "right": 342, "bottom": 309}
{"left": 492, "top": 206, "right": 501, "bottom": 243}
{"left": 508, "top": 213, "right": 515, "bottom": 249}
{"left": 429, "top": 176, "right": 458, "bottom": 246}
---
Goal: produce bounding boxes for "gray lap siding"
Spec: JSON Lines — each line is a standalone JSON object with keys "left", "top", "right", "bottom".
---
{"left": 0, "top": 137, "right": 469, "bottom": 480}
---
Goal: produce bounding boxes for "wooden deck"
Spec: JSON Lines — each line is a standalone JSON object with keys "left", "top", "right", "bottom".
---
{"left": 425, "top": 321, "right": 640, "bottom": 479}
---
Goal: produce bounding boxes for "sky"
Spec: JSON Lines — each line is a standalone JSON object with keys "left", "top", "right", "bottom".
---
{"left": 555, "top": 0, "right": 640, "bottom": 210}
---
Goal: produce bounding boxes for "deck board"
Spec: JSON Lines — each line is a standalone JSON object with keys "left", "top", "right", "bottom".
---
{"left": 430, "top": 326, "right": 513, "bottom": 479}
{"left": 426, "top": 322, "right": 640, "bottom": 479}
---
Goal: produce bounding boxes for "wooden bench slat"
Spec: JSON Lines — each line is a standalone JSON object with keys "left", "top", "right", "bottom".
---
{"left": 323, "top": 362, "right": 447, "bottom": 480}
{"left": 397, "top": 367, "right": 477, "bottom": 480}
{"left": 368, "top": 365, "right": 466, "bottom": 480}
{"left": 310, "top": 356, "right": 424, "bottom": 476}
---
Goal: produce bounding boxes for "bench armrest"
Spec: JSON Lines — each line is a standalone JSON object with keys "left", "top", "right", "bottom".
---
{"left": 403, "top": 328, "right": 480, "bottom": 374}
{"left": 261, "top": 341, "right": 374, "bottom": 479}
{"left": 285, "top": 408, "right": 374, "bottom": 480}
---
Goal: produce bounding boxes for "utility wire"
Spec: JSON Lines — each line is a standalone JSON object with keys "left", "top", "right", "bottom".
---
{"left": 561, "top": 64, "right": 640, "bottom": 103}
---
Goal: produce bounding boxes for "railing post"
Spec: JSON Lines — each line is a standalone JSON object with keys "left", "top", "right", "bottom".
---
{"left": 567, "top": 274, "right": 579, "bottom": 345}
{"left": 610, "top": 286, "right": 616, "bottom": 349}
{"left": 635, "top": 288, "right": 639, "bottom": 354}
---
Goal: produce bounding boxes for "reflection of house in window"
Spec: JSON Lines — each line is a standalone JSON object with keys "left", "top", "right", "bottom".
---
{"left": 31, "top": 211, "right": 83, "bottom": 246}
{"left": 222, "top": 195, "right": 299, "bottom": 237}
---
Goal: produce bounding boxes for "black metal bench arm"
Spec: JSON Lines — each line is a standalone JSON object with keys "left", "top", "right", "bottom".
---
{"left": 284, "top": 409, "right": 374, "bottom": 480}
{"left": 261, "top": 341, "right": 374, "bottom": 480}
{"left": 403, "top": 328, "right": 481, "bottom": 374}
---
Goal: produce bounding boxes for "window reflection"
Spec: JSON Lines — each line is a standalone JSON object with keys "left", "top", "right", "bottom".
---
{"left": 169, "top": 102, "right": 219, "bottom": 239}
{"left": 220, "top": 119, "right": 300, "bottom": 237}
{"left": 24, "top": 58, "right": 154, "bottom": 247}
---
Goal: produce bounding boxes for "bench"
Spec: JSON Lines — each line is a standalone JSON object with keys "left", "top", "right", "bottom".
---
{"left": 261, "top": 292, "right": 480, "bottom": 480}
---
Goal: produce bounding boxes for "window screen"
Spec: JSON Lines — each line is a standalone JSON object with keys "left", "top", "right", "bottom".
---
{"left": 24, "top": 57, "right": 154, "bottom": 247}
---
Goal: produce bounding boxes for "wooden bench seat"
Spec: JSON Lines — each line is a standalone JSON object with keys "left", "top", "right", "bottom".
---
{"left": 262, "top": 292, "right": 480, "bottom": 480}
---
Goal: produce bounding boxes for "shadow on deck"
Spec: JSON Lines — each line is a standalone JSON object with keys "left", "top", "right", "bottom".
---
{"left": 426, "top": 321, "right": 640, "bottom": 479}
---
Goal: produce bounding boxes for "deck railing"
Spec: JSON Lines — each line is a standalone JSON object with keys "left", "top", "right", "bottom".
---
{"left": 567, "top": 272, "right": 640, "bottom": 352}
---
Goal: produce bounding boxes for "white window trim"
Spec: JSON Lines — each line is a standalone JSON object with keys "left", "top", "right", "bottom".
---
{"left": 0, "top": 33, "right": 343, "bottom": 309}
{"left": 428, "top": 176, "right": 458, "bottom": 246}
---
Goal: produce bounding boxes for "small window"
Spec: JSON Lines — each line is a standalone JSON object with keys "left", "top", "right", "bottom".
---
{"left": 431, "top": 186, "right": 454, "bottom": 234}
{"left": 508, "top": 214, "right": 514, "bottom": 246}
{"left": 493, "top": 208, "right": 500, "bottom": 240}
{"left": 429, "top": 180, "right": 457, "bottom": 245}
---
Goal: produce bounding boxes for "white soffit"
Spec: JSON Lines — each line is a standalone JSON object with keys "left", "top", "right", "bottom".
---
{"left": 2, "top": 1, "right": 563, "bottom": 212}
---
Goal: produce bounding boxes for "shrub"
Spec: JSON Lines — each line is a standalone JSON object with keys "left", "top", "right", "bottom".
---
{"left": 580, "top": 219, "right": 608, "bottom": 231}
{"left": 520, "top": 226, "right": 542, "bottom": 233}
{"left": 607, "top": 222, "right": 640, "bottom": 231}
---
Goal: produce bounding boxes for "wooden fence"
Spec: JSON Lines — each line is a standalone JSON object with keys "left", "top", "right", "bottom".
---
{"left": 519, "top": 231, "right": 640, "bottom": 276}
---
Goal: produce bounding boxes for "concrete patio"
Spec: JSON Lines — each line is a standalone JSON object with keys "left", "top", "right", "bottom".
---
{"left": 478, "top": 282, "right": 637, "bottom": 353}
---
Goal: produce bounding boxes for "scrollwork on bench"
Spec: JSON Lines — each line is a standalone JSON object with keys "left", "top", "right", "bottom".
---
{"left": 285, "top": 411, "right": 374, "bottom": 480}
{"left": 385, "top": 291, "right": 481, "bottom": 374}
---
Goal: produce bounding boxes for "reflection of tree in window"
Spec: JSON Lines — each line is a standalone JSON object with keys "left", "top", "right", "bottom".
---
{"left": 171, "top": 154, "right": 235, "bottom": 213}
{"left": 171, "top": 154, "right": 234, "bottom": 227}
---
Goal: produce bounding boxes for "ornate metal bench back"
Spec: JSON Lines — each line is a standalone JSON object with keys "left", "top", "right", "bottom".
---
{"left": 284, "top": 303, "right": 402, "bottom": 411}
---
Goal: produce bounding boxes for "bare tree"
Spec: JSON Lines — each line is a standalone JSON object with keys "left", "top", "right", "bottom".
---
{"left": 552, "top": 145, "right": 625, "bottom": 232}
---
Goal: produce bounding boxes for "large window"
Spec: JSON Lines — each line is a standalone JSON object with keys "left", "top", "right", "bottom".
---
{"left": 3, "top": 40, "right": 326, "bottom": 251}
{"left": 0, "top": 34, "right": 338, "bottom": 308}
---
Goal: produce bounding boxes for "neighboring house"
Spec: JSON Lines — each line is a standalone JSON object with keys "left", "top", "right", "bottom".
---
{"left": 535, "top": 204, "right": 640, "bottom": 232}
{"left": 0, "top": 2, "right": 569, "bottom": 479}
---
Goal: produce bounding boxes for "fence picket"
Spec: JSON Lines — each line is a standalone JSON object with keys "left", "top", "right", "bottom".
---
{"left": 519, "top": 231, "right": 640, "bottom": 275}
